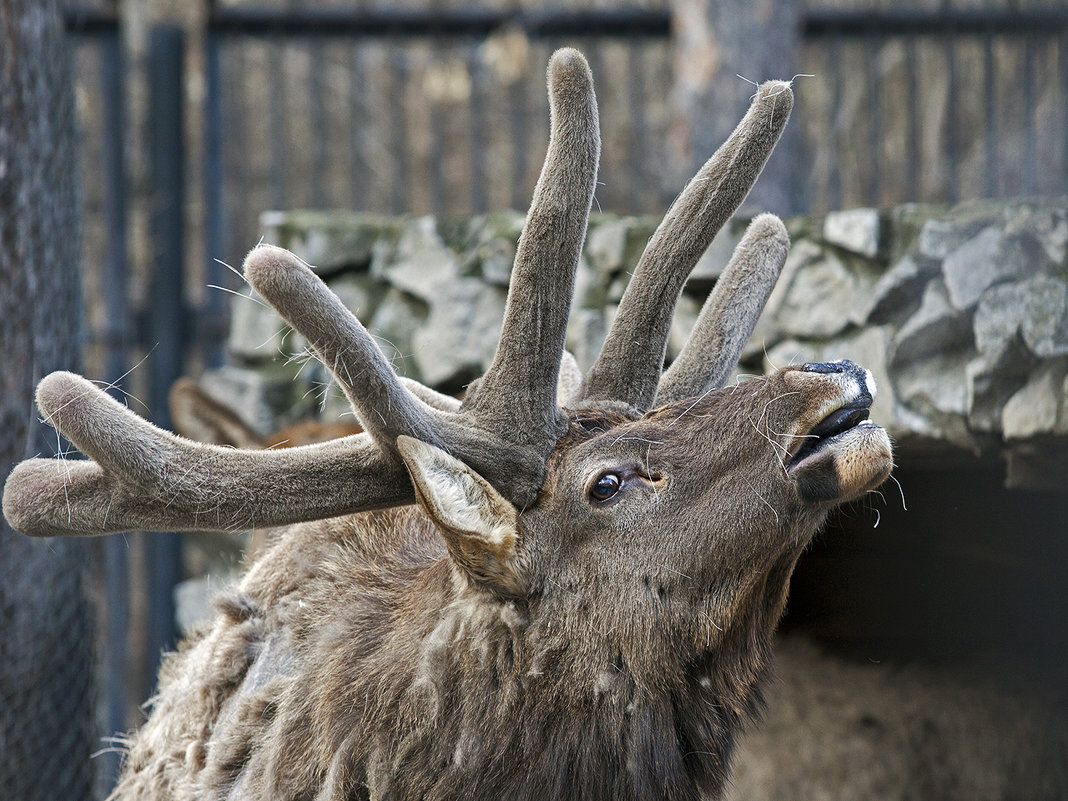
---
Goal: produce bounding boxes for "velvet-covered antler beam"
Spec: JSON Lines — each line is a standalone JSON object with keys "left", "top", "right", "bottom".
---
{"left": 578, "top": 80, "right": 794, "bottom": 412}
{"left": 462, "top": 49, "right": 599, "bottom": 446}
{"left": 657, "top": 213, "right": 790, "bottom": 402}
{"left": 2, "top": 372, "right": 409, "bottom": 537}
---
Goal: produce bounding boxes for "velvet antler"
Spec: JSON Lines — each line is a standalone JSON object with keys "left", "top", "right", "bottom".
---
{"left": 578, "top": 80, "right": 794, "bottom": 411}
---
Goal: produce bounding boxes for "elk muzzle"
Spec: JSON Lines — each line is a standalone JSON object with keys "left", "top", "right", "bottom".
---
{"left": 782, "top": 360, "right": 893, "bottom": 504}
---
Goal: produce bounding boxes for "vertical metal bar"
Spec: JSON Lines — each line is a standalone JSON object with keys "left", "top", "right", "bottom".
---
{"left": 469, "top": 46, "right": 487, "bottom": 214}
{"left": 203, "top": 29, "right": 226, "bottom": 368}
{"left": 269, "top": 46, "right": 288, "bottom": 211}
{"left": 866, "top": 35, "right": 881, "bottom": 205}
{"left": 1062, "top": 31, "right": 1068, "bottom": 191}
{"left": 1022, "top": 31, "right": 1036, "bottom": 195}
{"left": 983, "top": 30, "right": 997, "bottom": 197}
{"left": 310, "top": 41, "right": 328, "bottom": 207}
{"left": 227, "top": 44, "right": 247, "bottom": 263}
{"left": 944, "top": 11, "right": 959, "bottom": 203}
{"left": 97, "top": 26, "right": 129, "bottom": 790}
{"left": 429, "top": 46, "right": 447, "bottom": 214}
{"left": 829, "top": 36, "right": 843, "bottom": 211}
{"left": 145, "top": 24, "right": 186, "bottom": 690}
{"left": 628, "top": 43, "right": 649, "bottom": 211}
{"left": 509, "top": 51, "right": 529, "bottom": 212}
{"left": 905, "top": 36, "right": 920, "bottom": 201}
{"left": 389, "top": 46, "right": 409, "bottom": 214}
{"left": 350, "top": 43, "right": 367, "bottom": 210}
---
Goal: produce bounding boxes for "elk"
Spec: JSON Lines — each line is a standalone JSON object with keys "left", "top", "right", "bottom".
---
{"left": 3, "top": 50, "right": 892, "bottom": 800}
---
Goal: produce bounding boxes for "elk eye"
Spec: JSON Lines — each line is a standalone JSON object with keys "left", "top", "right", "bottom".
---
{"left": 589, "top": 472, "right": 622, "bottom": 503}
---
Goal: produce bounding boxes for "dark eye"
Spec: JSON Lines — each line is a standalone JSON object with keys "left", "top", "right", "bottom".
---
{"left": 589, "top": 472, "right": 622, "bottom": 503}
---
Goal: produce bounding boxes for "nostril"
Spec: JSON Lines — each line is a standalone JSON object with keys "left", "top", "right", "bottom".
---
{"left": 801, "top": 361, "right": 846, "bottom": 374}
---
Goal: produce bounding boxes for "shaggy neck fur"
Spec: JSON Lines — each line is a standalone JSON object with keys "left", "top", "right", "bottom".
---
{"left": 109, "top": 505, "right": 813, "bottom": 801}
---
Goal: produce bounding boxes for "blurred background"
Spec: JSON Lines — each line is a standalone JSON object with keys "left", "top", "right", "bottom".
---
{"left": 2, "top": 0, "right": 1067, "bottom": 798}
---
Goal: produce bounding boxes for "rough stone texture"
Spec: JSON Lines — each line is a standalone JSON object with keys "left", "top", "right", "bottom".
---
{"left": 1002, "top": 359, "right": 1068, "bottom": 441}
{"left": 867, "top": 255, "right": 938, "bottom": 324}
{"left": 941, "top": 226, "right": 1025, "bottom": 311}
{"left": 208, "top": 200, "right": 1068, "bottom": 490}
{"left": 823, "top": 207, "right": 881, "bottom": 258}
{"left": 227, "top": 288, "right": 290, "bottom": 361}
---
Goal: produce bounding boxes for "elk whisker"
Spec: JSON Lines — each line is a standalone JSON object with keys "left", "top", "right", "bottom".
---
{"left": 744, "top": 478, "right": 780, "bottom": 525}
{"left": 889, "top": 474, "right": 908, "bottom": 511}
{"left": 207, "top": 283, "right": 269, "bottom": 308}
{"left": 213, "top": 256, "right": 249, "bottom": 286}
{"left": 746, "top": 414, "right": 791, "bottom": 472}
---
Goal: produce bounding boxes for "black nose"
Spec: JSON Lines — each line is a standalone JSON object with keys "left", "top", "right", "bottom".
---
{"left": 801, "top": 360, "right": 852, "bottom": 374}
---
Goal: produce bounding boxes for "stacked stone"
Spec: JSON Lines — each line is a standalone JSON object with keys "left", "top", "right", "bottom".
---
{"left": 206, "top": 199, "right": 1068, "bottom": 490}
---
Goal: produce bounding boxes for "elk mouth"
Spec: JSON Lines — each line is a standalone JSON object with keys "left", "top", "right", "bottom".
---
{"left": 786, "top": 395, "right": 872, "bottom": 472}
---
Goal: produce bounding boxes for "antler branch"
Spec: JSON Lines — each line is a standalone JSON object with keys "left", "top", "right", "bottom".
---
{"left": 462, "top": 49, "right": 599, "bottom": 445}
{"left": 243, "top": 245, "right": 444, "bottom": 456}
{"left": 2, "top": 372, "right": 408, "bottom": 537}
{"left": 656, "top": 214, "right": 789, "bottom": 402}
{"left": 578, "top": 80, "right": 793, "bottom": 411}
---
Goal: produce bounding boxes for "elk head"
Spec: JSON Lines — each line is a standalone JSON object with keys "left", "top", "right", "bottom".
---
{"left": 3, "top": 49, "right": 892, "bottom": 799}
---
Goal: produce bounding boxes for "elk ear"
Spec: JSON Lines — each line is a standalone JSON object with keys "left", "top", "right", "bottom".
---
{"left": 396, "top": 435, "right": 524, "bottom": 595}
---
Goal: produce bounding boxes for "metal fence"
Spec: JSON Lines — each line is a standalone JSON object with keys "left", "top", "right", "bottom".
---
{"left": 204, "top": 5, "right": 675, "bottom": 280}
{"left": 799, "top": 5, "right": 1068, "bottom": 211}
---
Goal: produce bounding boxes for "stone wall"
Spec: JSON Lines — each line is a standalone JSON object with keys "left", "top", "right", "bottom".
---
{"left": 206, "top": 198, "right": 1068, "bottom": 490}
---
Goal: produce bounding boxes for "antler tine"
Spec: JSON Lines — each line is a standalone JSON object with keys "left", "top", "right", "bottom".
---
{"left": 462, "top": 48, "right": 600, "bottom": 445}
{"left": 2, "top": 371, "right": 411, "bottom": 537}
{"left": 579, "top": 80, "right": 794, "bottom": 411}
{"left": 657, "top": 214, "right": 790, "bottom": 403}
{"left": 243, "top": 245, "right": 443, "bottom": 457}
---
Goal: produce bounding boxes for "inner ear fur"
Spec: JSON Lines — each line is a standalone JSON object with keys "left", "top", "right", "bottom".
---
{"left": 396, "top": 436, "right": 525, "bottom": 596}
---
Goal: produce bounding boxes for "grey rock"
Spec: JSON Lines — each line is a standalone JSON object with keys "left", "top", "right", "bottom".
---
{"left": 585, "top": 217, "right": 629, "bottom": 275}
{"left": 942, "top": 226, "right": 1025, "bottom": 311}
{"left": 463, "top": 212, "right": 524, "bottom": 286}
{"left": 689, "top": 223, "right": 744, "bottom": 287}
{"left": 964, "top": 338, "right": 1035, "bottom": 433}
{"left": 367, "top": 288, "right": 428, "bottom": 381}
{"left": 227, "top": 289, "right": 290, "bottom": 361}
{"left": 382, "top": 220, "right": 461, "bottom": 302}
{"left": 566, "top": 307, "right": 608, "bottom": 373}
{"left": 975, "top": 277, "right": 1068, "bottom": 359}
{"left": 572, "top": 252, "right": 607, "bottom": 310}
{"left": 894, "top": 351, "right": 979, "bottom": 453}
{"left": 823, "top": 208, "right": 881, "bottom": 258}
{"left": 329, "top": 273, "right": 384, "bottom": 320}
{"left": 412, "top": 279, "right": 506, "bottom": 388}
{"left": 859, "top": 255, "right": 938, "bottom": 326}
{"left": 771, "top": 242, "right": 877, "bottom": 339}
{"left": 1002, "top": 359, "right": 1068, "bottom": 440}
{"left": 1020, "top": 277, "right": 1068, "bottom": 358}
{"left": 667, "top": 294, "right": 702, "bottom": 362}
{"left": 1004, "top": 204, "right": 1068, "bottom": 267}
{"left": 196, "top": 365, "right": 306, "bottom": 436}
{"left": 260, "top": 210, "right": 401, "bottom": 273}
{"left": 892, "top": 280, "right": 973, "bottom": 366}
{"left": 916, "top": 214, "right": 989, "bottom": 261}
